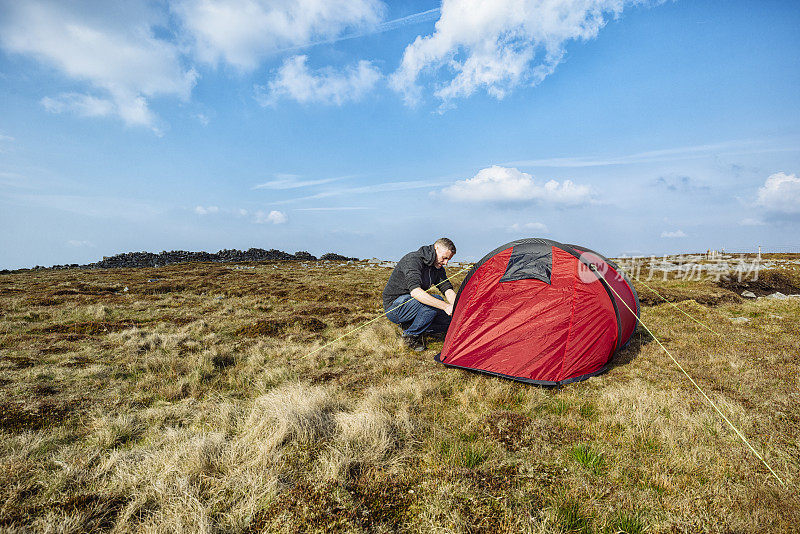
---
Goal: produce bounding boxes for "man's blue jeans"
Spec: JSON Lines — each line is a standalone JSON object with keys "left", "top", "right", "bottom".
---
{"left": 385, "top": 294, "right": 451, "bottom": 337}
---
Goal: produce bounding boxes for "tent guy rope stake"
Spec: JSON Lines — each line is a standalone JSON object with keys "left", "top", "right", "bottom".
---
{"left": 589, "top": 264, "right": 787, "bottom": 488}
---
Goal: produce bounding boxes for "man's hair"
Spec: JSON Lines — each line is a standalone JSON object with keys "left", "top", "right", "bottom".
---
{"left": 435, "top": 237, "right": 456, "bottom": 255}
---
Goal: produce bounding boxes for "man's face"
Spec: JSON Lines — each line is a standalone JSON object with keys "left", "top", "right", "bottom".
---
{"left": 434, "top": 244, "right": 454, "bottom": 269}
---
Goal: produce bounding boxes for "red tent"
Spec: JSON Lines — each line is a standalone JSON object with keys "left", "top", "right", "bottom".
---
{"left": 435, "top": 238, "right": 640, "bottom": 386}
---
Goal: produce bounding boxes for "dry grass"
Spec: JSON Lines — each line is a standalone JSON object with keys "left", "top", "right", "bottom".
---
{"left": 0, "top": 259, "right": 798, "bottom": 532}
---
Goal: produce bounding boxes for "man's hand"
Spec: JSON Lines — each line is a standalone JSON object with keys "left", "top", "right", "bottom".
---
{"left": 444, "top": 288, "right": 456, "bottom": 304}
{"left": 444, "top": 288, "right": 456, "bottom": 316}
{"left": 410, "top": 287, "right": 450, "bottom": 313}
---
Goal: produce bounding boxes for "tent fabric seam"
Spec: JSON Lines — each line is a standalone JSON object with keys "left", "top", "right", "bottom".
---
{"left": 434, "top": 352, "right": 610, "bottom": 387}
{"left": 558, "top": 263, "right": 578, "bottom": 382}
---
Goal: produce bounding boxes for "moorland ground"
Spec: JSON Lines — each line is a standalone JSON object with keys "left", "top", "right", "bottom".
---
{"left": 0, "top": 256, "right": 798, "bottom": 533}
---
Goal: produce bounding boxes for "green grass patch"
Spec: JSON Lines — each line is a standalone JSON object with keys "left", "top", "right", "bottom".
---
{"left": 634, "top": 435, "right": 660, "bottom": 454}
{"left": 606, "top": 509, "right": 646, "bottom": 534}
{"left": 554, "top": 499, "right": 594, "bottom": 533}
{"left": 543, "top": 398, "right": 569, "bottom": 415}
{"left": 569, "top": 444, "right": 605, "bottom": 475}
{"left": 438, "top": 438, "right": 490, "bottom": 468}
{"left": 579, "top": 402, "right": 598, "bottom": 421}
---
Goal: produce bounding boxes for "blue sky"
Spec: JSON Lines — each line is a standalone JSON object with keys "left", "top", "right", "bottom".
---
{"left": 1, "top": 0, "right": 799, "bottom": 269}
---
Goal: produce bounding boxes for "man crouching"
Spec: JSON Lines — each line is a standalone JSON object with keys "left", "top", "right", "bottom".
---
{"left": 382, "top": 238, "right": 457, "bottom": 351}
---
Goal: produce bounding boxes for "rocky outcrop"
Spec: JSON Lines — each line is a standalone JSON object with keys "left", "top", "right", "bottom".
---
{"left": 319, "top": 252, "right": 358, "bottom": 261}
{"left": 1, "top": 248, "right": 360, "bottom": 273}
{"left": 293, "top": 251, "right": 317, "bottom": 261}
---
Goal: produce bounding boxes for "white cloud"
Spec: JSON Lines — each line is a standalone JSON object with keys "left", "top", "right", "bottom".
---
{"left": 390, "top": 0, "right": 646, "bottom": 107}
{"left": 257, "top": 55, "right": 381, "bottom": 106}
{"left": 254, "top": 210, "right": 288, "bottom": 224}
{"left": 757, "top": 172, "right": 800, "bottom": 214}
{"left": 371, "top": 8, "right": 440, "bottom": 34}
{"left": 508, "top": 222, "right": 548, "bottom": 233}
{"left": 506, "top": 140, "right": 797, "bottom": 168}
{"left": 0, "top": 0, "right": 197, "bottom": 131}
{"left": 253, "top": 174, "right": 345, "bottom": 189}
{"left": 294, "top": 206, "right": 375, "bottom": 211}
{"left": 174, "top": 0, "right": 385, "bottom": 70}
{"left": 439, "top": 166, "right": 593, "bottom": 206}
{"left": 739, "top": 218, "right": 766, "bottom": 226}
{"left": 42, "top": 93, "right": 116, "bottom": 118}
{"left": 314, "top": 8, "right": 443, "bottom": 47}
{"left": 42, "top": 92, "right": 161, "bottom": 132}
{"left": 276, "top": 179, "right": 439, "bottom": 204}
{"left": 66, "top": 239, "right": 95, "bottom": 248}
{"left": 195, "top": 205, "right": 220, "bottom": 215}
{"left": 660, "top": 230, "right": 687, "bottom": 238}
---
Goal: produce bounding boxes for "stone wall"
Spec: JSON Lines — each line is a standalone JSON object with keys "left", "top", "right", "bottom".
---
{"left": 1, "top": 248, "right": 360, "bottom": 274}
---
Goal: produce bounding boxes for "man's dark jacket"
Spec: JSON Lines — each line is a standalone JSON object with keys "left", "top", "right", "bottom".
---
{"left": 382, "top": 245, "right": 454, "bottom": 310}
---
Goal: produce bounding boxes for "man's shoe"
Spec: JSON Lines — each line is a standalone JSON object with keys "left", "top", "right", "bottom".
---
{"left": 402, "top": 334, "right": 426, "bottom": 352}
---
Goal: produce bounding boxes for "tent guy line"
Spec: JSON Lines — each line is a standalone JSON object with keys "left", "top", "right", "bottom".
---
{"left": 589, "top": 264, "right": 787, "bottom": 488}
{"left": 620, "top": 274, "right": 722, "bottom": 337}
{"left": 300, "top": 265, "right": 473, "bottom": 361}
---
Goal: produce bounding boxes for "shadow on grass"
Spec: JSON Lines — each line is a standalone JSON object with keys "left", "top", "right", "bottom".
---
{"left": 432, "top": 326, "right": 652, "bottom": 388}
{"left": 606, "top": 328, "right": 653, "bottom": 373}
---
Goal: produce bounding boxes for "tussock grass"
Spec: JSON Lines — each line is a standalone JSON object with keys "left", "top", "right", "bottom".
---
{"left": 552, "top": 498, "right": 594, "bottom": 533}
{"left": 1, "top": 259, "right": 799, "bottom": 532}
{"left": 569, "top": 444, "right": 605, "bottom": 475}
{"left": 243, "top": 382, "right": 341, "bottom": 452}
{"left": 91, "top": 413, "right": 146, "bottom": 449}
{"left": 317, "top": 384, "right": 417, "bottom": 481}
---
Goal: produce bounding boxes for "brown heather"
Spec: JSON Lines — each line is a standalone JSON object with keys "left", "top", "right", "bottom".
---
{"left": 0, "top": 258, "right": 798, "bottom": 533}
